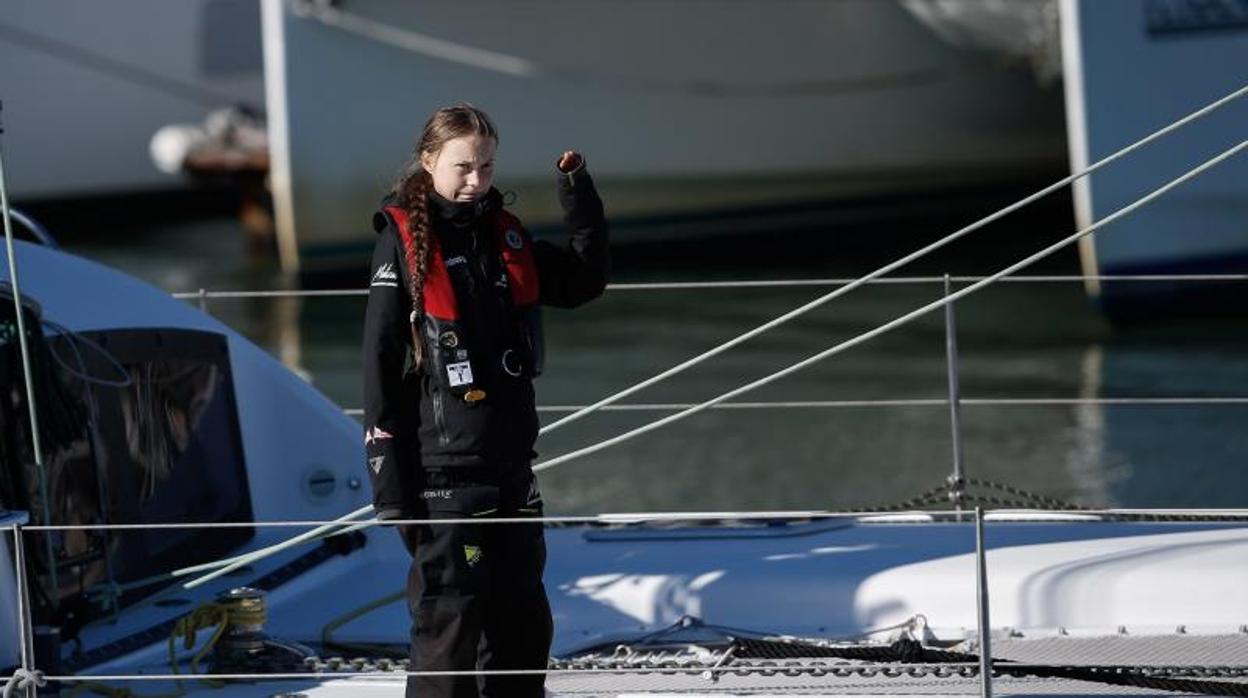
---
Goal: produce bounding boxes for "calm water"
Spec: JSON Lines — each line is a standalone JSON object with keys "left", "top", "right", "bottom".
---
{"left": 63, "top": 191, "right": 1248, "bottom": 515}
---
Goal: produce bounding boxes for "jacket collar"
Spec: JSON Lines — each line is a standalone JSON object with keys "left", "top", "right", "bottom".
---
{"left": 429, "top": 188, "right": 503, "bottom": 230}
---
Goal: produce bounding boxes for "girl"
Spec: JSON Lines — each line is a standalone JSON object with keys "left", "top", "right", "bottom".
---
{"left": 362, "top": 104, "right": 609, "bottom": 698}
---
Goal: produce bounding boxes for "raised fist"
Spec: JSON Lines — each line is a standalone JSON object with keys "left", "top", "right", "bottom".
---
{"left": 557, "top": 150, "right": 583, "bottom": 173}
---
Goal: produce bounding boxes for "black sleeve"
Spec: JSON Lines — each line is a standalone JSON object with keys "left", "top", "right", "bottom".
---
{"left": 534, "top": 161, "right": 611, "bottom": 308}
{"left": 362, "top": 223, "right": 425, "bottom": 520}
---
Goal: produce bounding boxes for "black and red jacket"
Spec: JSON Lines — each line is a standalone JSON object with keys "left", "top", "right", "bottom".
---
{"left": 362, "top": 163, "right": 609, "bottom": 520}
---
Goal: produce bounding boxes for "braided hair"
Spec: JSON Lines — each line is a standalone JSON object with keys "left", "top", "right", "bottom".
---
{"left": 390, "top": 104, "right": 498, "bottom": 369}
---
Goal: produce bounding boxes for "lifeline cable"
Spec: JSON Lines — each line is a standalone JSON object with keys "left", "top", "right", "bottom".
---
{"left": 21, "top": 506, "right": 1248, "bottom": 532}
{"left": 168, "top": 272, "right": 1248, "bottom": 301}
{"left": 341, "top": 395, "right": 1248, "bottom": 417}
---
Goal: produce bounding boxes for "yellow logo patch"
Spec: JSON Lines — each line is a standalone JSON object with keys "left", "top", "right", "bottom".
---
{"left": 463, "top": 545, "right": 483, "bottom": 567}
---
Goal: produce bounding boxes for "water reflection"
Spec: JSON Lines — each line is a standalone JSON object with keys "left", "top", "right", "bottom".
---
{"left": 1065, "top": 344, "right": 1123, "bottom": 506}
{"left": 1091, "top": 322, "right": 1248, "bottom": 508}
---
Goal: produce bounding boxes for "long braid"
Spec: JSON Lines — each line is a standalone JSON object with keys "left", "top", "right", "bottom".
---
{"left": 406, "top": 172, "right": 432, "bottom": 370}
{"left": 395, "top": 169, "right": 433, "bottom": 371}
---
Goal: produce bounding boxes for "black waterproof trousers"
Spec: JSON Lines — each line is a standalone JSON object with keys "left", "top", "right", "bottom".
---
{"left": 403, "top": 466, "right": 552, "bottom": 698}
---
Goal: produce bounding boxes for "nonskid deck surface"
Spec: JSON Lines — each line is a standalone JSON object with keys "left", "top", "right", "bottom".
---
{"left": 990, "top": 633, "right": 1248, "bottom": 666}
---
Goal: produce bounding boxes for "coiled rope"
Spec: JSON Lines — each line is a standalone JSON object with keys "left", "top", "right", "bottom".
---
{"left": 167, "top": 603, "right": 231, "bottom": 686}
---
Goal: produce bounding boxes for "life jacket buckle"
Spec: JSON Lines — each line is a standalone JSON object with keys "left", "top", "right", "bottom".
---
{"left": 501, "top": 349, "right": 524, "bottom": 378}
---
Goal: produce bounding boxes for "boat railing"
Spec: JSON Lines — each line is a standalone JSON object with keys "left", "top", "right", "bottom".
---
{"left": 174, "top": 270, "right": 1248, "bottom": 516}
{"left": 170, "top": 272, "right": 1248, "bottom": 304}
{"left": 173, "top": 273, "right": 1248, "bottom": 436}
{"left": 10, "top": 271, "right": 1248, "bottom": 696}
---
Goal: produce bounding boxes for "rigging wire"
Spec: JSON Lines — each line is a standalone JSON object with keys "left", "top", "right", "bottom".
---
{"left": 536, "top": 82, "right": 1248, "bottom": 438}
{"left": 534, "top": 136, "right": 1248, "bottom": 472}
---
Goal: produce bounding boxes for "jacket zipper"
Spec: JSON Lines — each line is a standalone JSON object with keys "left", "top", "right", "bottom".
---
{"left": 431, "top": 386, "right": 450, "bottom": 446}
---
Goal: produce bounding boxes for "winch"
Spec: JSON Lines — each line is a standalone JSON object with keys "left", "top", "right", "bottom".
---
{"left": 172, "top": 587, "right": 314, "bottom": 677}
{"left": 209, "top": 587, "right": 314, "bottom": 674}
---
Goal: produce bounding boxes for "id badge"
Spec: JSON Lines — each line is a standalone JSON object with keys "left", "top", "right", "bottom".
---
{"left": 446, "top": 360, "right": 474, "bottom": 387}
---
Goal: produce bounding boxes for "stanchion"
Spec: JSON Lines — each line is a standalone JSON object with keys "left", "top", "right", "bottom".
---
{"left": 944, "top": 274, "right": 967, "bottom": 516}
{"left": 975, "top": 506, "right": 993, "bottom": 698}
{"left": 0, "top": 99, "right": 60, "bottom": 607}
{"left": 12, "top": 524, "right": 38, "bottom": 698}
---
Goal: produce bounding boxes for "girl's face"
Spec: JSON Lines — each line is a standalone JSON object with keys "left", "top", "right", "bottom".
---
{"left": 421, "top": 134, "right": 496, "bottom": 202}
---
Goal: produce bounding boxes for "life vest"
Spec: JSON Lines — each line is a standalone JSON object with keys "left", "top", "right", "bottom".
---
{"left": 384, "top": 204, "right": 544, "bottom": 403}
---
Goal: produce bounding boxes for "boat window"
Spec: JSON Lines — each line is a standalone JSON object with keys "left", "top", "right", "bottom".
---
{"left": 0, "top": 316, "right": 252, "bottom": 631}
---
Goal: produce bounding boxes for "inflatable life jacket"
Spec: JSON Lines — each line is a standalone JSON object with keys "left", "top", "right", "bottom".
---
{"left": 384, "top": 204, "right": 544, "bottom": 403}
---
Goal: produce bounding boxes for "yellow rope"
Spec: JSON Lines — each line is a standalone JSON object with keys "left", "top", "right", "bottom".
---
{"left": 60, "top": 596, "right": 271, "bottom": 697}
{"left": 168, "top": 602, "right": 229, "bottom": 690}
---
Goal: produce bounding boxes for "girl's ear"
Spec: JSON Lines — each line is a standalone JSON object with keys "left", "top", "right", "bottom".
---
{"left": 420, "top": 151, "right": 436, "bottom": 175}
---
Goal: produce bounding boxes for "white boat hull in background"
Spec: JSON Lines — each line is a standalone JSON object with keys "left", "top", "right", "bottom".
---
{"left": 1060, "top": 0, "right": 1248, "bottom": 311}
{"left": 262, "top": 0, "right": 1067, "bottom": 276}
{"left": 0, "top": 0, "right": 265, "bottom": 200}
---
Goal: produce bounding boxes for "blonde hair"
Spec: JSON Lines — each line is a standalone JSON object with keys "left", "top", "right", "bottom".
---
{"left": 390, "top": 104, "right": 498, "bottom": 368}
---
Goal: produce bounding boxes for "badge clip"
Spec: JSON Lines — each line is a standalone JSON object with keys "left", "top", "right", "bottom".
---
{"left": 464, "top": 389, "right": 487, "bottom": 403}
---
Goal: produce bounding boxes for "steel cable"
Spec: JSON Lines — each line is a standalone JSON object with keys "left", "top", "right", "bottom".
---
{"left": 534, "top": 136, "right": 1248, "bottom": 472}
